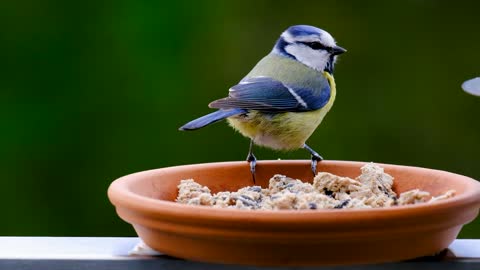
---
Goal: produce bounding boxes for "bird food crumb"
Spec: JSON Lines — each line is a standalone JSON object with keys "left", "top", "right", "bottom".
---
{"left": 176, "top": 163, "right": 455, "bottom": 210}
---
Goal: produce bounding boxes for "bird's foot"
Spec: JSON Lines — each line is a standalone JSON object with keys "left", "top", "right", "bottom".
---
{"left": 246, "top": 152, "right": 257, "bottom": 184}
{"left": 303, "top": 144, "right": 323, "bottom": 176}
{"left": 310, "top": 154, "right": 323, "bottom": 176}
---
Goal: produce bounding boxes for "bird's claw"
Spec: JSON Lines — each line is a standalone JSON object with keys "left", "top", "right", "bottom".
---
{"left": 303, "top": 144, "right": 323, "bottom": 176}
{"left": 310, "top": 153, "right": 323, "bottom": 176}
{"left": 247, "top": 153, "right": 257, "bottom": 184}
{"left": 312, "top": 156, "right": 323, "bottom": 176}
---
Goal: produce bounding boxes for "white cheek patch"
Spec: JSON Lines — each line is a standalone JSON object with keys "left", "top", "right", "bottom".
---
{"left": 285, "top": 44, "right": 329, "bottom": 71}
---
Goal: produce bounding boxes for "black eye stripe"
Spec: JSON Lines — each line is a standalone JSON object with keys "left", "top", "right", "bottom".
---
{"left": 300, "top": 41, "right": 331, "bottom": 51}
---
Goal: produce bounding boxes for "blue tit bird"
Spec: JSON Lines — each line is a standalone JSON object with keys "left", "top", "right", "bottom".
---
{"left": 180, "top": 25, "right": 346, "bottom": 180}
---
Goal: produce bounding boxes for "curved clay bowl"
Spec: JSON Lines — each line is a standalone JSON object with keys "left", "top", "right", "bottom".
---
{"left": 108, "top": 160, "right": 480, "bottom": 266}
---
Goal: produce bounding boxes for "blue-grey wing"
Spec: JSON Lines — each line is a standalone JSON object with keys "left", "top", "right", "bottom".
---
{"left": 208, "top": 77, "right": 330, "bottom": 112}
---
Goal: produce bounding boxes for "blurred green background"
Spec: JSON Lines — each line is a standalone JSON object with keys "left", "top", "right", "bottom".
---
{"left": 1, "top": 0, "right": 479, "bottom": 237}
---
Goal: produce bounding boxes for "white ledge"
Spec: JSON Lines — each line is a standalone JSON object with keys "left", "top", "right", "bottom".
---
{"left": 0, "top": 237, "right": 478, "bottom": 263}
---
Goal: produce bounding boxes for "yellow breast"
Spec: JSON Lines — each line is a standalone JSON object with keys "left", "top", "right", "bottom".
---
{"left": 228, "top": 72, "right": 336, "bottom": 150}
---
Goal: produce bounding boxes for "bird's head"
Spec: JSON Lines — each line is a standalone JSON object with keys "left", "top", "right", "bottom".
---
{"left": 273, "top": 25, "right": 346, "bottom": 73}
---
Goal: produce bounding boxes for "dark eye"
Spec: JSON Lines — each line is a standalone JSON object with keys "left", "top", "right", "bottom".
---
{"left": 302, "top": 41, "right": 331, "bottom": 51}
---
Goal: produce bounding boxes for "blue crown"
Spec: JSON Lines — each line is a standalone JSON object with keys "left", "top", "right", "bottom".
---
{"left": 286, "top": 25, "right": 323, "bottom": 37}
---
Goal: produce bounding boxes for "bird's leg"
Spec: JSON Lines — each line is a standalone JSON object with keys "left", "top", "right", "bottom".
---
{"left": 246, "top": 140, "right": 256, "bottom": 184}
{"left": 303, "top": 144, "right": 323, "bottom": 176}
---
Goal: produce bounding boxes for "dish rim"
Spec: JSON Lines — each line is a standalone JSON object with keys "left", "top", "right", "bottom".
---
{"left": 108, "top": 160, "right": 480, "bottom": 227}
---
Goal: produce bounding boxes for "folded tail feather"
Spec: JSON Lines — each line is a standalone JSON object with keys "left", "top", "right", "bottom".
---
{"left": 179, "top": 108, "right": 246, "bottom": 131}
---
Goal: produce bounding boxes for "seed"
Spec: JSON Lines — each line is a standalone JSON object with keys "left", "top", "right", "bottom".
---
{"left": 323, "top": 188, "right": 334, "bottom": 197}
{"left": 249, "top": 186, "right": 262, "bottom": 192}
{"left": 334, "top": 199, "right": 350, "bottom": 209}
{"left": 241, "top": 195, "right": 254, "bottom": 201}
{"left": 236, "top": 196, "right": 256, "bottom": 207}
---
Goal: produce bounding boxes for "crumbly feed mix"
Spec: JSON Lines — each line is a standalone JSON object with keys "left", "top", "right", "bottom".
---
{"left": 176, "top": 163, "right": 455, "bottom": 210}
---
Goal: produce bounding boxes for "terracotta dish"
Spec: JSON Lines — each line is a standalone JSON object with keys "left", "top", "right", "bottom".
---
{"left": 108, "top": 160, "right": 480, "bottom": 266}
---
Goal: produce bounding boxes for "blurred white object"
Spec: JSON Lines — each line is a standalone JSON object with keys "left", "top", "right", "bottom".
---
{"left": 462, "top": 77, "right": 480, "bottom": 96}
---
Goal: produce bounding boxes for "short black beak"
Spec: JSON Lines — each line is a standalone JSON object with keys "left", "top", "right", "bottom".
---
{"left": 332, "top": 46, "right": 347, "bottom": 55}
